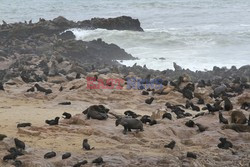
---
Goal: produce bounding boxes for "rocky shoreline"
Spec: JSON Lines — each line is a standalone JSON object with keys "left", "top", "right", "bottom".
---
{"left": 0, "top": 16, "right": 250, "bottom": 167}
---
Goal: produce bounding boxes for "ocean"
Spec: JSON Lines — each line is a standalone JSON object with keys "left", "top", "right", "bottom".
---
{"left": 1, "top": 0, "right": 250, "bottom": 71}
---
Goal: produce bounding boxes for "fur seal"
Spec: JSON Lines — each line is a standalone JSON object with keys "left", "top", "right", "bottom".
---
{"left": 17, "top": 123, "right": 31, "bottom": 128}
{"left": 219, "top": 112, "right": 228, "bottom": 124}
{"left": 223, "top": 97, "right": 233, "bottom": 111}
{"left": 187, "top": 152, "right": 197, "bottom": 159}
{"left": 196, "top": 123, "right": 208, "bottom": 132}
{"left": 8, "top": 147, "right": 24, "bottom": 156}
{"left": 58, "top": 102, "right": 71, "bottom": 105}
{"left": 116, "top": 117, "right": 143, "bottom": 134}
{"left": 221, "top": 124, "right": 250, "bottom": 132}
{"left": 149, "top": 119, "right": 157, "bottom": 126}
{"left": 164, "top": 140, "right": 176, "bottom": 150}
{"left": 145, "top": 97, "right": 154, "bottom": 104}
{"left": 59, "top": 86, "right": 63, "bottom": 92}
{"left": 124, "top": 110, "right": 140, "bottom": 118}
{"left": 62, "top": 152, "right": 71, "bottom": 159}
{"left": 230, "top": 110, "right": 247, "bottom": 124}
{"left": 92, "top": 157, "right": 104, "bottom": 165}
{"left": 248, "top": 115, "right": 250, "bottom": 126}
{"left": 162, "top": 113, "right": 172, "bottom": 120}
{"left": 34, "top": 84, "right": 52, "bottom": 95}
{"left": 197, "top": 98, "right": 204, "bottom": 105}
{"left": 142, "top": 91, "right": 149, "bottom": 95}
{"left": 193, "top": 112, "right": 205, "bottom": 118}
{"left": 44, "top": 151, "right": 56, "bottom": 159}
{"left": 45, "top": 117, "right": 60, "bottom": 126}
{"left": 27, "top": 87, "right": 35, "bottom": 92}
{"left": 140, "top": 115, "right": 151, "bottom": 124}
{"left": 185, "top": 120, "right": 195, "bottom": 127}
{"left": 214, "top": 84, "right": 227, "bottom": 97}
{"left": 12, "top": 160, "right": 22, "bottom": 167}
{"left": 241, "top": 102, "right": 250, "bottom": 111}
{"left": 190, "top": 103, "right": 200, "bottom": 111}
{"left": 83, "top": 105, "right": 109, "bottom": 120}
{"left": 218, "top": 137, "right": 232, "bottom": 149}
{"left": 182, "top": 87, "right": 193, "bottom": 99}
{"left": 0, "top": 82, "right": 4, "bottom": 91}
{"left": 82, "top": 139, "right": 94, "bottom": 150}
{"left": 62, "top": 112, "right": 72, "bottom": 119}
{"left": 197, "top": 80, "right": 206, "bottom": 88}
{"left": 73, "top": 160, "right": 88, "bottom": 167}
{"left": 3, "top": 153, "right": 17, "bottom": 161}
{"left": 14, "top": 138, "right": 25, "bottom": 150}
{"left": 0, "top": 134, "right": 7, "bottom": 141}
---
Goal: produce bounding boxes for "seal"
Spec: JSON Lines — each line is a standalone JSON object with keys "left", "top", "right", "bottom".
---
{"left": 58, "top": 102, "right": 71, "bottom": 105}
{"left": 241, "top": 102, "right": 250, "bottom": 111}
{"left": 116, "top": 117, "right": 143, "bottom": 134}
{"left": 73, "top": 160, "right": 88, "bottom": 167}
{"left": 83, "top": 105, "right": 109, "bottom": 120}
{"left": 3, "top": 153, "right": 17, "bottom": 161}
{"left": 124, "top": 110, "right": 140, "bottom": 118}
{"left": 62, "top": 112, "right": 72, "bottom": 119}
{"left": 82, "top": 139, "right": 94, "bottom": 150}
{"left": 45, "top": 117, "right": 60, "bottom": 126}
{"left": 217, "top": 137, "right": 232, "bottom": 149}
{"left": 142, "top": 90, "right": 149, "bottom": 95}
{"left": 221, "top": 124, "right": 250, "bottom": 132}
{"left": 62, "top": 152, "right": 71, "bottom": 159}
{"left": 219, "top": 112, "right": 228, "bottom": 124}
{"left": 185, "top": 120, "right": 195, "bottom": 127}
{"left": 44, "top": 151, "right": 56, "bottom": 159}
{"left": 26, "top": 87, "right": 35, "bottom": 92}
{"left": 190, "top": 103, "right": 200, "bottom": 111}
{"left": 164, "top": 140, "right": 176, "bottom": 150}
{"left": 223, "top": 97, "right": 233, "bottom": 111}
{"left": 92, "top": 157, "right": 104, "bottom": 165}
{"left": 230, "top": 110, "right": 247, "bottom": 124}
{"left": 145, "top": 97, "right": 154, "bottom": 104}
{"left": 17, "top": 123, "right": 31, "bottom": 128}
{"left": 0, "top": 82, "right": 4, "bottom": 91}
{"left": 140, "top": 115, "right": 151, "bottom": 124}
{"left": 187, "top": 152, "right": 197, "bottom": 159}
{"left": 34, "top": 83, "right": 52, "bottom": 95}
{"left": 162, "top": 113, "right": 172, "bottom": 120}
{"left": 0, "top": 134, "right": 7, "bottom": 141}
{"left": 196, "top": 123, "right": 208, "bottom": 132}
{"left": 14, "top": 138, "right": 25, "bottom": 150}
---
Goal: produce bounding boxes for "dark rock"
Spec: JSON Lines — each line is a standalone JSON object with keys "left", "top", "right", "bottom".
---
{"left": 17, "top": 123, "right": 31, "bottom": 128}
{"left": 58, "top": 102, "right": 71, "bottom": 105}
{"left": 58, "top": 31, "right": 75, "bottom": 40}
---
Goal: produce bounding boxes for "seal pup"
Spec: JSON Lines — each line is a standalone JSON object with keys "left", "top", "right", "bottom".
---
{"left": 124, "top": 110, "right": 140, "bottom": 118}
{"left": 14, "top": 138, "right": 25, "bottom": 150}
{"left": 149, "top": 119, "right": 157, "bottom": 126}
{"left": 197, "top": 98, "right": 204, "bottom": 105}
{"left": 241, "top": 102, "right": 250, "bottom": 111}
{"left": 185, "top": 120, "right": 195, "bottom": 127}
{"left": 58, "top": 102, "right": 71, "bottom": 105}
{"left": 59, "top": 86, "right": 63, "bottom": 92}
{"left": 217, "top": 137, "right": 233, "bottom": 149}
{"left": 145, "top": 97, "right": 154, "bottom": 104}
{"left": 34, "top": 83, "right": 52, "bottom": 95}
{"left": 82, "top": 139, "right": 94, "bottom": 150}
{"left": 162, "top": 113, "right": 172, "bottom": 120}
{"left": 92, "top": 157, "right": 104, "bottom": 165}
{"left": 27, "top": 87, "right": 35, "bottom": 92}
{"left": 44, "top": 151, "right": 56, "bottom": 159}
{"left": 17, "top": 123, "right": 31, "bottom": 128}
{"left": 223, "top": 97, "right": 233, "bottom": 111}
{"left": 3, "top": 153, "right": 17, "bottom": 161}
{"left": 187, "top": 152, "right": 197, "bottom": 159}
{"left": 12, "top": 160, "right": 22, "bottom": 167}
{"left": 230, "top": 110, "right": 247, "bottom": 124}
{"left": 193, "top": 112, "right": 205, "bottom": 118}
{"left": 142, "top": 91, "right": 149, "bottom": 95}
{"left": 196, "top": 123, "right": 208, "bottom": 132}
{"left": 62, "top": 152, "right": 71, "bottom": 159}
{"left": 62, "top": 112, "right": 72, "bottom": 119}
{"left": 190, "top": 103, "right": 200, "bottom": 111}
{"left": 0, "top": 134, "right": 7, "bottom": 141}
{"left": 164, "top": 140, "right": 176, "bottom": 150}
{"left": 0, "top": 82, "right": 4, "bottom": 91}
{"left": 219, "top": 112, "right": 228, "bottom": 124}
{"left": 8, "top": 147, "right": 24, "bottom": 156}
{"left": 45, "top": 117, "right": 60, "bottom": 126}
{"left": 248, "top": 115, "right": 250, "bottom": 126}
{"left": 140, "top": 115, "right": 151, "bottom": 124}
{"left": 73, "top": 160, "right": 88, "bottom": 167}
{"left": 116, "top": 117, "right": 143, "bottom": 134}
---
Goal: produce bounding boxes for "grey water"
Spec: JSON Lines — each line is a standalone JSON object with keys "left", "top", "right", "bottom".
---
{"left": 1, "top": 0, "right": 250, "bottom": 71}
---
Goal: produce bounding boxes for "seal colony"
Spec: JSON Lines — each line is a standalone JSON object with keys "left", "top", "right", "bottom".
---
{"left": 0, "top": 16, "right": 250, "bottom": 167}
